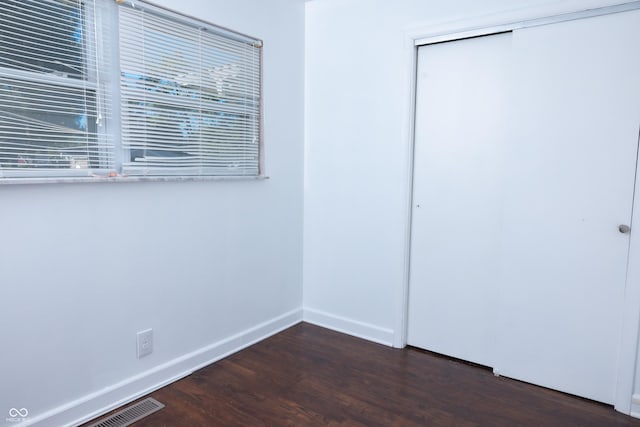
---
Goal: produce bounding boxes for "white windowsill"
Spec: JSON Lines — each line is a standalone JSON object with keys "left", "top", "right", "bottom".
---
{"left": 0, "top": 175, "right": 269, "bottom": 185}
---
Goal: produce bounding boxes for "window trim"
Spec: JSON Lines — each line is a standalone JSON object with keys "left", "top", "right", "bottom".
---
{"left": 0, "top": 174, "right": 269, "bottom": 185}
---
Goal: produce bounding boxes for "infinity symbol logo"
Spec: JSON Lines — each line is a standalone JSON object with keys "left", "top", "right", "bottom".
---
{"left": 8, "top": 408, "right": 28, "bottom": 417}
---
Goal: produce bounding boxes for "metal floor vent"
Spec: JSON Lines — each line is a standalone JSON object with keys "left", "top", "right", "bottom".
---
{"left": 87, "top": 398, "right": 165, "bottom": 427}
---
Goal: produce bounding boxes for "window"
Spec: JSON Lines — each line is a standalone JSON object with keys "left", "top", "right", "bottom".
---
{"left": 0, "top": 0, "right": 113, "bottom": 177}
{"left": 0, "top": 0, "right": 262, "bottom": 181}
{"left": 118, "top": 1, "right": 262, "bottom": 177}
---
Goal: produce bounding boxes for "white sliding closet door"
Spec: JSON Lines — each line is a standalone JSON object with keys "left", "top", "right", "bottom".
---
{"left": 407, "top": 33, "right": 512, "bottom": 367}
{"left": 408, "top": 9, "right": 640, "bottom": 404}
{"left": 494, "top": 10, "right": 640, "bottom": 404}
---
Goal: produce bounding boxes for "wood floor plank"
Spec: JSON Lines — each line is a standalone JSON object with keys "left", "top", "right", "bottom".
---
{"left": 84, "top": 323, "right": 640, "bottom": 426}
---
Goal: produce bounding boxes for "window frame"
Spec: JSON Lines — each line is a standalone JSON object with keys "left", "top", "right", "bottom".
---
{"left": 0, "top": 0, "right": 114, "bottom": 180}
{"left": 0, "top": 0, "right": 265, "bottom": 184}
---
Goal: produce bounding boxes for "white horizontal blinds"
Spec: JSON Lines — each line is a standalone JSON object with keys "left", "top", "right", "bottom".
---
{"left": 0, "top": 0, "right": 113, "bottom": 176}
{"left": 119, "top": 1, "right": 262, "bottom": 176}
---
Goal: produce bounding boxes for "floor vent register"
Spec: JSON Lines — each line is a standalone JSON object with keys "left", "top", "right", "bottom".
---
{"left": 86, "top": 397, "right": 165, "bottom": 427}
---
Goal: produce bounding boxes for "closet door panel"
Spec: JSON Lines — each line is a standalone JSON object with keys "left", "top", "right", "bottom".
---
{"left": 495, "top": 10, "right": 640, "bottom": 404}
{"left": 408, "top": 33, "right": 512, "bottom": 367}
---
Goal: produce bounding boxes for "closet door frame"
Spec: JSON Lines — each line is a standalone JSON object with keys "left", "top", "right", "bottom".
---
{"left": 396, "top": 0, "right": 640, "bottom": 415}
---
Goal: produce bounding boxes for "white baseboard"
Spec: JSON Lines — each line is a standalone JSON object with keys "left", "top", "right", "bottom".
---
{"left": 23, "top": 308, "right": 303, "bottom": 427}
{"left": 630, "top": 394, "right": 640, "bottom": 419}
{"left": 303, "top": 307, "right": 394, "bottom": 346}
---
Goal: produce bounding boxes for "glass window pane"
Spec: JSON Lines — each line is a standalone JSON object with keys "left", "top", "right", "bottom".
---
{"left": 0, "top": 80, "right": 98, "bottom": 169}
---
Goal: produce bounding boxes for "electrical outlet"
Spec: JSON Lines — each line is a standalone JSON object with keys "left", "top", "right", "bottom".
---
{"left": 137, "top": 328, "right": 153, "bottom": 358}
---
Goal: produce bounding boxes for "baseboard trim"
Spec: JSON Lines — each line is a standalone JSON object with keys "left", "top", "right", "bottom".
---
{"left": 630, "top": 394, "right": 640, "bottom": 419}
{"left": 303, "top": 307, "right": 394, "bottom": 346}
{"left": 25, "top": 308, "right": 303, "bottom": 427}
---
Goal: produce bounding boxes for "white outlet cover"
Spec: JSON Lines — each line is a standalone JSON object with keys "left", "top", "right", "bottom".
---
{"left": 137, "top": 328, "right": 153, "bottom": 358}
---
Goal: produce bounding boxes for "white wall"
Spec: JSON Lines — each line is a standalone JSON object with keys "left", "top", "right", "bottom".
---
{"left": 303, "top": 0, "right": 638, "bottom": 364}
{"left": 0, "top": 1, "right": 305, "bottom": 426}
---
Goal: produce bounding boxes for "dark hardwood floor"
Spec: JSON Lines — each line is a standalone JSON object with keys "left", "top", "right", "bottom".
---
{"left": 85, "top": 323, "right": 640, "bottom": 426}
